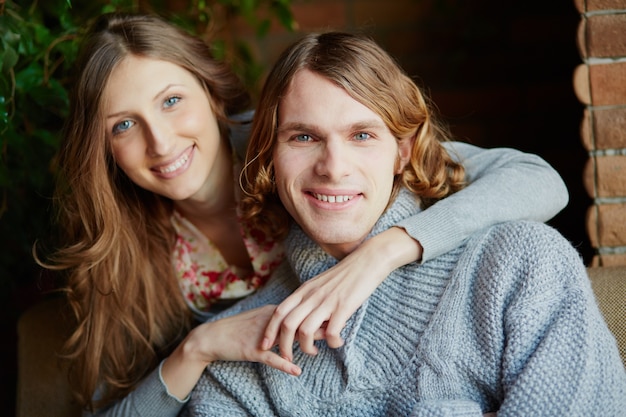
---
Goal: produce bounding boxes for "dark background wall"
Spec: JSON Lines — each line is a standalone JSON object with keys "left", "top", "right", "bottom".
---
{"left": 241, "top": 0, "right": 590, "bottom": 261}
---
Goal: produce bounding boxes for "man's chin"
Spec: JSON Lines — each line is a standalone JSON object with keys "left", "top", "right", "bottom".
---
{"left": 302, "top": 228, "right": 365, "bottom": 259}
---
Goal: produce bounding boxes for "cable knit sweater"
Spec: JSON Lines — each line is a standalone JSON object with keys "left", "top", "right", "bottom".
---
{"left": 185, "top": 189, "right": 626, "bottom": 417}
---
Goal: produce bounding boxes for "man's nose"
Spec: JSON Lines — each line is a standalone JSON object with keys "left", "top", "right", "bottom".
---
{"left": 314, "top": 139, "right": 351, "bottom": 180}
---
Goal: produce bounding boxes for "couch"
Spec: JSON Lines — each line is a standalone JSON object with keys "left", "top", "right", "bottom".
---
{"left": 15, "top": 266, "right": 626, "bottom": 417}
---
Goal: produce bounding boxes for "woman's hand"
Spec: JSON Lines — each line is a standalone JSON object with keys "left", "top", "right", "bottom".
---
{"left": 262, "top": 227, "right": 423, "bottom": 361}
{"left": 162, "top": 305, "right": 301, "bottom": 400}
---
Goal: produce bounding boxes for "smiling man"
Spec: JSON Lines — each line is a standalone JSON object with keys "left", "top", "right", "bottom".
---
{"left": 185, "top": 32, "right": 626, "bottom": 416}
{"left": 272, "top": 68, "right": 414, "bottom": 259}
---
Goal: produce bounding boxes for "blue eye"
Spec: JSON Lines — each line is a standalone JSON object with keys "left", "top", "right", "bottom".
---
{"left": 113, "top": 120, "right": 134, "bottom": 135}
{"left": 294, "top": 134, "right": 312, "bottom": 142}
{"left": 164, "top": 96, "right": 181, "bottom": 108}
{"left": 355, "top": 132, "right": 370, "bottom": 141}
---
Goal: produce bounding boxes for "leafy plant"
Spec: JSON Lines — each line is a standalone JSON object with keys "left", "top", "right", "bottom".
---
{"left": 0, "top": 0, "right": 294, "bottom": 292}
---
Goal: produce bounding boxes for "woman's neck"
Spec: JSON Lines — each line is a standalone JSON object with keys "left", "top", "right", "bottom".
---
{"left": 173, "top": 144, "right": 252, "bottom": 269}
{"left": 174, "top": 138, "right": 236, "bottom": 224}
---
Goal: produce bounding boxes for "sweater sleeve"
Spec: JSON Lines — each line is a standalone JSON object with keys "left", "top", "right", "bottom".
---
{"left": 500, "top": 264, "right": 626, "bottom": 413}
{"left": 396, "top": 142, "right": 569, "bottom": 262}
{"left": 85, "top": 362, "right": 187, "bottom": 417}
{"left": 483, "top": 222, "right": 626, "bottom": 415}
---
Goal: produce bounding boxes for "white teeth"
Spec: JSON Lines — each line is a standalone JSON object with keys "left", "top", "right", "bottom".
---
{"left": 159, "top": 153, "right": 189, "bottom": 173}
{"left": 314, "top": 193, "right": 353, "bottom": 203}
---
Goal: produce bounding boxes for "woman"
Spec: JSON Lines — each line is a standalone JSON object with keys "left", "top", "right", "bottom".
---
{"left": 38, "top": 13, "right": 568, "bottom": 416}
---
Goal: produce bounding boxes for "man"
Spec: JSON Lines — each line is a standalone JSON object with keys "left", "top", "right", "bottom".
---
{"left": 185, "top": 32, "right": 626, "bottom": 416}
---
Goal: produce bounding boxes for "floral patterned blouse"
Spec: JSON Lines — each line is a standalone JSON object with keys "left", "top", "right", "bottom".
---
{"left": 171, "top": 208, "right": 284, "bottom": 320}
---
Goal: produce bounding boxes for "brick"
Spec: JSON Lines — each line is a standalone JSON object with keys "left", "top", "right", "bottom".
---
{"left": 583, "top": 157, "right": 596, "bottom": 198}
{"left": 586, "top": 203, "right": 626, "bottom": 246}
{"left": 597, "top": 155, "right": 626, "bottom": 197}
{"left": 580, "top": 107, "right": 626, "bottom": 151}
{"left": 576, "top": 17, "right": 588, "bottom": 58}
{"left": 590, "top": 253, "right": 626, "bottom": 267}
{"left": 591, "top": 107, "right": 626, "bottom": 149}
{"left": 583, "top": 0, "right": 626, "bottom": 11}
{"left": 573, "top": 0, "right": 585, "bottom": 13}
{"left": 584, "top": 14, "right": 626, "bottom": 58}
{"left": 589, "top": 62, "right": 626, "bottom": 105}
{"left": 573, "top": 64, "right": 591, "bottom": 105}
{"left": 580, "top": 108, "right": 593, "bottom": 151}
{"left": 587, "top": 205, "right": 600, "bottom": 247}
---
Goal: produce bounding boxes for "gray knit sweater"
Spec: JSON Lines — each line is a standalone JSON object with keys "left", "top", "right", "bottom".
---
{"left": 186, "top": 189, "right": 626, "bottom": 417}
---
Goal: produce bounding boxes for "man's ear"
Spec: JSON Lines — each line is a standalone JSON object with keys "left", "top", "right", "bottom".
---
{"left": 395, "top": 135, "right": 415, "bottom": 174}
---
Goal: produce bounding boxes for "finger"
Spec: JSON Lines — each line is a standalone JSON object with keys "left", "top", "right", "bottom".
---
{"left": 297, "top": 310, "right": 332, "bottom": 355}
{"left": 324, "top": 312, "right": 348, "bottom": 349}
{"left": 278, "top": 302, "right": 322, "bottom": 361}
{"left": 313, "top": 327, "right": 326, "bottom": 340}
{"left": 262, "top": 297, "right": 301, "bottom": 350}
{"left": 257, "top": 351, "right": 302, "bottom": 376}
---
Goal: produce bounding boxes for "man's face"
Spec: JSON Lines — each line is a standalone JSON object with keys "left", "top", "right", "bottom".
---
{"left": 273, "top": 69, "right": 412, "bottom": 259}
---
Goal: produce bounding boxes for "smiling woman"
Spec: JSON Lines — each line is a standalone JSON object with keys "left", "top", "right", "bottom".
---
{"left": 105, "top": 56, "right": 225, "bottom": 202}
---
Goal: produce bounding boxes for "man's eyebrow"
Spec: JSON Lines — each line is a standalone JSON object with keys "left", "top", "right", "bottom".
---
{"left": 349, "top": 120, "right": 387, "bottom": 131}
{"left": 277, "top": 120, "right": 386, "bottom": 133}
{"left": 276, "top": 122, "right": 313, "bottom": 134}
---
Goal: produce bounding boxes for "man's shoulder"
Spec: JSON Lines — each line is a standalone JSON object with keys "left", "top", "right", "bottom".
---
{"left": 463, "top": 220, "right": 586, "bottom": 284}
{"left": 474, "top": 220, "right": 569, "bottom": 250}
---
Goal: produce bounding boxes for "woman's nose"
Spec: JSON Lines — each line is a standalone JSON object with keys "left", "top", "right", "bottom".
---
{"left": 145, "top": 119, "right": 175, "bottom": 156}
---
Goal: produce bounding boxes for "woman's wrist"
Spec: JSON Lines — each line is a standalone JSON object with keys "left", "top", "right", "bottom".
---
{"left": 160, "top": 325, "right": 214, "bottom": 400}
{"left": 368, "top": 226, "right": 423, "bottom": 270}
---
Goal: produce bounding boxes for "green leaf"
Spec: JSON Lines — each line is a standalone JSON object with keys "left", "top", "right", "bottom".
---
{"left": 241, "top": 0, "right": 255, "bottom": 17}
{"left": 15, "top": 62, "right": 44, "bottom": 92}
{"left": 256, "top": 19, "right": 271, "bottom": 38}
{"left": 273, "top": 2, "right": 295, "bottom": 31}
{"left": 2, "top": 28, "right": 21, "bottom": 47}
{"left": 0, "top": 96, "right": 9, "bottom": 133}
{"left": 1, "top": 42, "right": 19, "bottom": 73}
{"left": 212, "top": 39, "right": 226, "bottom": 60}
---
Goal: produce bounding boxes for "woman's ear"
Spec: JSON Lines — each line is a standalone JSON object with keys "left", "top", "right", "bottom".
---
{"left": 395, "top": 135, "right": 415, "bottom": 174}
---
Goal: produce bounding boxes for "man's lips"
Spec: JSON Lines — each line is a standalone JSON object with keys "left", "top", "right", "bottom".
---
{"left": 312, "top": 193, "right": 355, "bottom": 203}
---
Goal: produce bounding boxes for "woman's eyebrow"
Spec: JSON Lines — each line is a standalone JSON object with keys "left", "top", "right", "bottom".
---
{"left": 106, "top": 83, "right": 184, "bottom": 119}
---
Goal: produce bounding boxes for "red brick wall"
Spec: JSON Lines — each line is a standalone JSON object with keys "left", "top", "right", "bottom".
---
{"left": 574, "top": 0, "right": 626, "bottom": 266}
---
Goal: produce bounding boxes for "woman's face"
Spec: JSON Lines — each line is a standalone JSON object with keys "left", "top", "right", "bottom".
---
{"left": 104, "top": 55, "right": 229, "bottom": 202}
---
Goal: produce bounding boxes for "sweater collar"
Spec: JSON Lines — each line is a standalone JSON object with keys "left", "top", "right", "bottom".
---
{"left": 284, "top": 187, "right": 422, "bottom": 284}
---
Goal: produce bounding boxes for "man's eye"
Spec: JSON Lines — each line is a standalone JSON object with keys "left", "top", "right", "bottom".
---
{"left": 113, "top": 120, "right": 134, "bottom": 135}
{"left": 354, "top": 132, "right": 371, "bottom": 141}
{"left": 294, "top": 134, "right": 312, "bottom": 142}
{"left": 164, "top": 96, "right": 181, "bottom": 108}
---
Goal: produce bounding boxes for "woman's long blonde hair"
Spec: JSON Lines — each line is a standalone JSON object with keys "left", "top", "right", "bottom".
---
{"left": 36, "top": 13, "right": 249, "bottom": 411}
{"left": 241, "top": 32, "right": 465, "bottom": 240}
